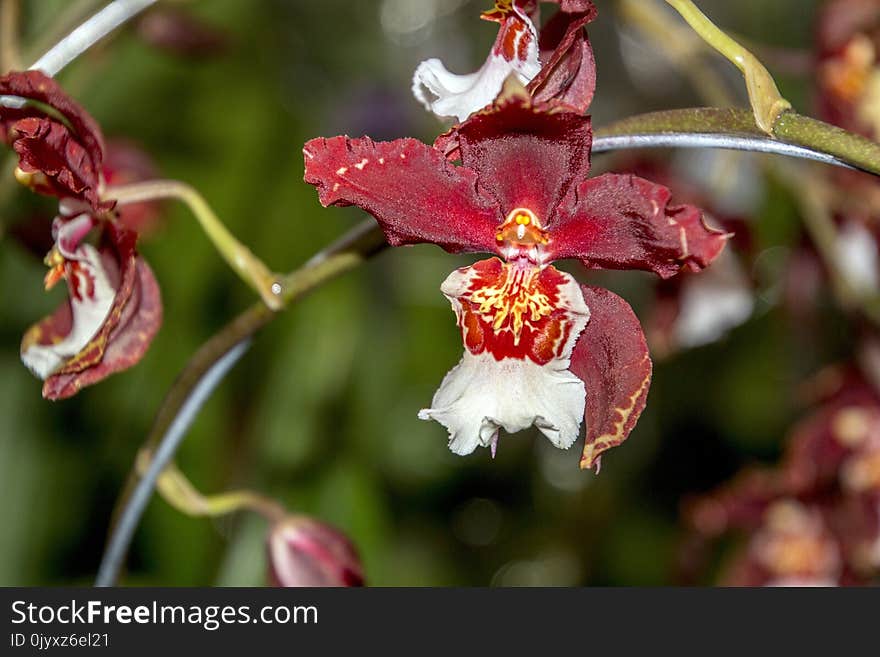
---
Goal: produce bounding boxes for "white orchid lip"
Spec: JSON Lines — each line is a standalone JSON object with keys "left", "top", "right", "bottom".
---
{"left": 419, "top": 350, "right": 586, "bottom": 455}
{"left": 21, "top": 214, "right": 116, "bottom": 380}
{"left": 412, "top": 1, "right": 540, "bottom": 122}
{"left": 420, "top": 256, "right": 590, "bottom": 455}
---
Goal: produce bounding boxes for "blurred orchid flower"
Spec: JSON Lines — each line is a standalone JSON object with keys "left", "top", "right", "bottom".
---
{"left": 267, "top": 516, "right": 365, "bottom": 587}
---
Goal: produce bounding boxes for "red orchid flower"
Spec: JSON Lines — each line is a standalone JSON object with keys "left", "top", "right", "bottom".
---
{"left": 303, "top": 82, "right": 727, "bottom": 470}
{"left": 1, "top": 70, "right": 162, "bottom": 399}
{"left": 413, "top": 0, "right": 597, "bottom": 122}
{"left": 0, "top": 70, "right": 110, "bottom": 212}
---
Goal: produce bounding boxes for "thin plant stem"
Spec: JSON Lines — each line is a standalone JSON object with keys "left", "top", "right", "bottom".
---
{"left": 98, "top": 219, "right": 386, "bottom": 586}
{"left": 617, "top": 0, "right": 735, "bottom": 108}
{"left": 23, "top": 0, "right": 104, "bottom": 68}
{"left": 664, "top": 0, "right": 791, "bottom": 134}
{"left": 106, "top": 180, "right": 284, "bottom": 310}
{"left": 95, "top": 339, "right": 251, "bottom": 587}
{"left": 594, "top": 108, "right": 880, "bottom": 176}
{"left": 0, "top": 0, "right": 21, "bottom": 71}
{"left": 138, "top": 454, "right": 286, "bottom": 522}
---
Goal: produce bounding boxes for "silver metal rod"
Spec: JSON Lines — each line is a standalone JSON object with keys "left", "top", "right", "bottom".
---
{"left": 94, "top": 339, "right": 251, "bottom": 587}
{"left": 30, "top": 0, "right": 156, "bottom": 76}
{"left": 592, "top": 133, "right": 859, "bottom": 171}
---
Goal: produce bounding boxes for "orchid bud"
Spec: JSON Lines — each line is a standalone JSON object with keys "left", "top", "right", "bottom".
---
{"left": 267, "top": 516, "right": 364, "bottom": 587}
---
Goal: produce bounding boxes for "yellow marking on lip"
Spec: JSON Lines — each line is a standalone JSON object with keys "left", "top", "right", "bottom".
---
{"left": 469, "top": 264, "right": 554, "bottom": 345}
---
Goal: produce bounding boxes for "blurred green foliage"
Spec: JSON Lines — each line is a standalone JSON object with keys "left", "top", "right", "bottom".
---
{"left": 0, "top": 0, "right": 835, "bottom": 586}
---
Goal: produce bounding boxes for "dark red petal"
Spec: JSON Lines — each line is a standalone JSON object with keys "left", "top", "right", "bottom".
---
{"left": 303, "top": 136, "right": 501, "bottom": 254}
{"left": 527, "top": 4, "right": 597, "bottom": 112}
{"left": 12, "top": 117, "right": 105, "bottom": 209}
{"left": 0, "top": 70, "right": 107, "bottom": 210}
{"left": 42, "top": 256, "right": 162, "bottom": 400}
{"left": 570, "top": 285, "right": 652, "bottom": 471}
{"left": 0, "top": 70, "right": 105, "bottom": 154}
{"left": 32, "top": 223, "right": 162, "bottom": 400}
{"left": 549, "top": 173, "right": 728, "bottom": 278}
{"left": 448, "top": 90, "right": 591, "bottom": 222}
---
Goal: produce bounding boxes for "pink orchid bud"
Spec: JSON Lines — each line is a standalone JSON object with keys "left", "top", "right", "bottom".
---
{"left": 267, "top": 516, "right": 364, "bottom": 587}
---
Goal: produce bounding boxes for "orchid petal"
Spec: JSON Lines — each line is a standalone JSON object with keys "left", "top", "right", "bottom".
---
{"left": 570, "top": 285, "right": 652, "bottom": 471}
{"left": 21, "top": 222, "right": 162, "bottom": 400}
{"left": 450, "top": 87, "right": 592, "bottom": 223}
{"left": 419, "top": 350, "right": 586, "bottom": 455}
{"left": 412, "top": 0, "right": 541, "bottom": 122}
{"left": 0, "top": 70, "right": 108, "bottom": 211}
{"left": 42, "top": 255, "right": 162, "bottom": 400}
{"left": 549, "top": 173, "right": 728, "bottom": 278}
{"left": 303, "top": 136, "right": 501, "bottom": 254}
{"left": 21, "top": 242, "right": 115, "bottom": 380}
{"left": 527, "top": 2, "right": 597, "bottom": 112}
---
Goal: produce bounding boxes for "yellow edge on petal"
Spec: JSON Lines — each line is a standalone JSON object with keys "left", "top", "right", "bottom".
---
{"left": 580, "top": 354, "right": 652, "bottom": 470}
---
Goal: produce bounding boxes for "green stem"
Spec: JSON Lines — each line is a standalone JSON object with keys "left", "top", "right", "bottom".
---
{"left": 104, "top": 220, "right": 386, "bottom": 562}
{"left": 664, "top": 0, "right": 791, "bottom": 134}
{"left": 0, "top": 0, "right": 21, "bottom": 71}
{"left": 595, "top": 108, "right": 880, "bottom": 176}
{"left": 105, "top": 180, "right": 284, "bottom": 309}
{"left": 137, "top": 452, "right": 286, "bottom": 522}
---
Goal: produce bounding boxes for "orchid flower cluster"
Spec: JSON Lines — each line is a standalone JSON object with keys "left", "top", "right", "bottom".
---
{"left": 684, "top": 365, "right": 880, "bottom": 586}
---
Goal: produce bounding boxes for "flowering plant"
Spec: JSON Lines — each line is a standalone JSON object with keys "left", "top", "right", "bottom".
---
{"left": 3, "top": 0, "right": 880, "bottom": 589}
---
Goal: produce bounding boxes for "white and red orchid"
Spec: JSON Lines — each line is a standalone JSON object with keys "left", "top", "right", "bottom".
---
{"left": 303, "top": 83, "right": 727, "bottom": 470}
{"left": 1, "top": 70, "right": 163, "bottom": 399}
{"left": 413, "top": 0, "right": 597, "bottom": 122}
{"left": 20, "top": 208, "right": 161, "bottom": 400}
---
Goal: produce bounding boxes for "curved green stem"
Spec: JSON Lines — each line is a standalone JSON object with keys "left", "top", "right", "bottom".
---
{"left": 105, "top": 180, "right": 284, "bottom": 310}
{"left": 664, "top": 0, "right": 791, "bottom": 134}
{"left": 137, "top": 451, "right": 286, "bottom": 522}
{"left": 101, "top": 219, "right": 386, "bottom": 583}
